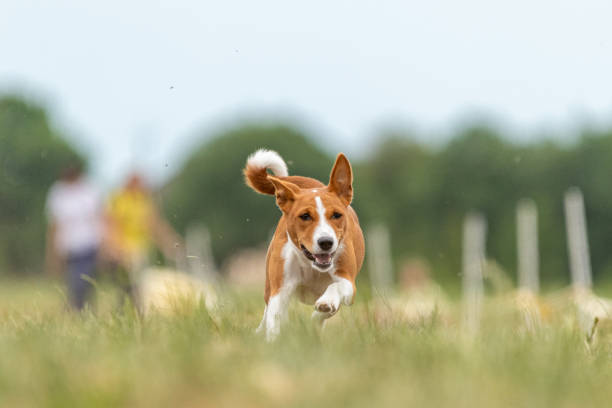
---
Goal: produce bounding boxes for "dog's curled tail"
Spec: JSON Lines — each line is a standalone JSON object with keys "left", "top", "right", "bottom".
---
{"left": 244, "top": 149, "right": 288, "bottom": 195}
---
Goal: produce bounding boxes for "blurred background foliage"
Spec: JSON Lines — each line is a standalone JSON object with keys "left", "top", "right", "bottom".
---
{"left": 160, "top": 124, "right": 330, "bottom": 264}
{"left": 3, "top": 94, "right": 612, "bottom": 291}
{"left": 0, "top": 96, "right": 84, "bottom": 274}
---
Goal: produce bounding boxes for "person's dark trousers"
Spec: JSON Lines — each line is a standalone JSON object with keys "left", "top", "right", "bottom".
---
{"left": 66, "top": 248, "right": 98, "bottom": 310}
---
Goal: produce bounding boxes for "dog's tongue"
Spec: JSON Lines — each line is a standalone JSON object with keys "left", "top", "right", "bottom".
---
{"left": 314, "top": 253, "right": 332, "bottom": 264}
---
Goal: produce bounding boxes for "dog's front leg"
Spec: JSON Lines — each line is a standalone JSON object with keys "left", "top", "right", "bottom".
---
{"left": 264, "top": 285, "right": 295, "bottom": 341}
{"left": 314, "top": 273, "right": 355, "bottom": 321}
{"left": 255, "top": 305, "right": 268, "bottom": 335}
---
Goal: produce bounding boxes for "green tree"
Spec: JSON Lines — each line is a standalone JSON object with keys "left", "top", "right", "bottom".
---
{"left": 162, "top": 119, "right": 612, "bottom": 291}
{"left": 353, "top": 134, "right": 436, "bottom": 276}
{"left": 161, "top": 123, "right": 331, "bottom": 266}
{"left": 431, "top": 127, "right": 521, "bottom": 283}
{"left": 0, "top": 95, "right": 85, "bottom": 274}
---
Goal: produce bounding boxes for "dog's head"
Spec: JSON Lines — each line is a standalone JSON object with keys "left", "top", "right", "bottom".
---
{"left": 269, "top": 154, "right": 353, "bottom": 272}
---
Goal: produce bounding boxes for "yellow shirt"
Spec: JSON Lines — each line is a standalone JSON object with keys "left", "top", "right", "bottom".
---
{"left": 106, "top": 189, "right": 155, "bottom": 257}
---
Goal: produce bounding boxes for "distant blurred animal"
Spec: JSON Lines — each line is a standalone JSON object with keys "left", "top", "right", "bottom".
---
{"left": 224, "top": 248, "right": 267, "bottom": 288}
{"left": 244, "top": 149, "right": 365, "bottom": 341}
{"left": 371, "top": 258, "right": 450, "bottom": 326}
{"left": 139, "top": 267, "right": 218, "bottom": 316}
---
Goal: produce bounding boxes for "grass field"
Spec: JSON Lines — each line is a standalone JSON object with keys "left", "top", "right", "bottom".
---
{"left": 0, "top": 278, "right": 611, "bottom": 407}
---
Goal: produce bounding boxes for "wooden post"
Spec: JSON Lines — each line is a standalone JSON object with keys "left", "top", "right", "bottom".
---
{"left": 367, "top": 223, "right": 394, "bottom": 295}
{"left": 186, "top": 224, "right": 218, "bottom": 283}
{"left": 462, "top": 212, "right": 486, "bottom": 334}
{"left": 517, "top": 199, "right": 539, "bottom": 293}
{"left": 564, "top": 188, "right": 592, "bottom": 290}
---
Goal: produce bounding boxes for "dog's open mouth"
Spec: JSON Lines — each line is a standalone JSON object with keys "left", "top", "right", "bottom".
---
{"left": 301, "top": 245, "right": 334, "bottom": 270}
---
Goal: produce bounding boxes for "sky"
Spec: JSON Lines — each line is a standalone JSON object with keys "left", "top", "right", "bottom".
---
{"left": 1, "top": 0, "right": 612, "bottom": 187}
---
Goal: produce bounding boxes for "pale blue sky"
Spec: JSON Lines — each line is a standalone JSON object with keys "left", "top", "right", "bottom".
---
{"left": 1, "top": 0, "right": 612, "bottom": 186}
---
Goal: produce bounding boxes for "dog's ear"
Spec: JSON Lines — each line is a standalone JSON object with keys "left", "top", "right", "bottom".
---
{"left": 328, "top": 153, "right": 353, "bottom": 206}
{"left": 268, "top": 176, "right": 301, "bottom": 213}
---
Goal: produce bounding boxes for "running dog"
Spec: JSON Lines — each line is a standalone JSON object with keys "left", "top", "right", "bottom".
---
{"left": 244, "top": 149, "right": 365, "bottom": 340}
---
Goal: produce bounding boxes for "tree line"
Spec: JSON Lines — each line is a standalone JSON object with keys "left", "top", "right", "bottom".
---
{"left": 162, "top": 122, "right": 612, "bottom": 291}
{"left": 3, "top": 94, "right": 612, "bottom": 291}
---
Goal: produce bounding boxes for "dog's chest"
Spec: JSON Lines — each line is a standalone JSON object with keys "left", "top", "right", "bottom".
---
{"left": 280, "top": 241, "right": 335, "bottom": 304}
{"left": 291, "top": 261, "right": 334, "bottom": 305}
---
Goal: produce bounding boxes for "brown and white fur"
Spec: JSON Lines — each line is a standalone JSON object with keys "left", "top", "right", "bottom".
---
{"left": 244, "top": 149, "right": 365, "bottom": 340}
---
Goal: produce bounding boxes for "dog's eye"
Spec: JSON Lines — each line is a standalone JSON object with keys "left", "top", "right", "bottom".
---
{"left": 299, "top": 213, "right": 312, "bottom": 221}
{"left": 331, "top": 212, "right": 343, "bottom": 219}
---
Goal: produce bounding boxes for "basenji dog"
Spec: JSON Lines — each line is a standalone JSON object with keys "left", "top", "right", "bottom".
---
{"left": 244, "top": 149, "right": 365, "bottom": 340}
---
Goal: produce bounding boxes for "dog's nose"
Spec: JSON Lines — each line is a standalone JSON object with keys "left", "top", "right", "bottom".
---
{"left": 317, "top": 237, "right": 334, "bottom": 251}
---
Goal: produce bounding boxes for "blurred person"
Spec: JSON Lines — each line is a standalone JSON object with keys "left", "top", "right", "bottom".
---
{"left": 104, "top": 172, "right": 184, "bottom": 308}
{"left": 45, "top": 162, "right": 103, "bottom": 310}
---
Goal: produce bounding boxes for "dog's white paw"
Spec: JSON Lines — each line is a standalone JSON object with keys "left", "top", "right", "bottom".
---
{"left": 315, "top": 295, "right": 340, "bottom": 315}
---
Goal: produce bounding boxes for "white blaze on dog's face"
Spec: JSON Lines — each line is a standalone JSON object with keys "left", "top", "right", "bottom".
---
{"left": 268, "top": 154, "right": 353, "bottom": 272}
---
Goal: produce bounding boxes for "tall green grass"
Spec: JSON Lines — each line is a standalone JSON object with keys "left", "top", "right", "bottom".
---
{"left": 0, "top": 279, "right": 610, "bottom": 407}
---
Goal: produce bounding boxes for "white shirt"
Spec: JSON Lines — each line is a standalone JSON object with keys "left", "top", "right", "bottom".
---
{"left": 46, "top": 178, "right": 103, "bottom": 255}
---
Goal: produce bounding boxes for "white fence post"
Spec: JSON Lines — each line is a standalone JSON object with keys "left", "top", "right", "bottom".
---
{"left": 564, "top": 188, "right": 592, "bottom": 290}
{"left": 186, "top": 224, "right": 218, "bottom": 283}
{"left": 517, "top": 199, "right": 540, "bottom": 293}
{"left": 462, "top": 212, "right": 486, "bottom": 334}
{"left": 367, "top": 223, "right": 394, "bottom": 295}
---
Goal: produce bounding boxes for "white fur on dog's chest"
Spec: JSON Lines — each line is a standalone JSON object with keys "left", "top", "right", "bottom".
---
{"left": 283, "top": 239, "right": 335, "bottom": 302}
{"left": 259, "top": 228, "right": 354, "bottom": 341}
